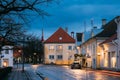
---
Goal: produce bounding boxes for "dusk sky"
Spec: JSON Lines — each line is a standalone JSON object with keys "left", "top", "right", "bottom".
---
{"left": 28, "top": 0, "right": 120, "bottom": 39}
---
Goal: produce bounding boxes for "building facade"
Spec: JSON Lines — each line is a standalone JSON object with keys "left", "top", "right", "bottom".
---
{"left": 79, "top": 16, "right": 120, "bottom": 71}
{"left": 0, "top": 45, "right": 13, "bottom": 67}
{"left": 44, "top": 28, "right": 75, "bottom": 65}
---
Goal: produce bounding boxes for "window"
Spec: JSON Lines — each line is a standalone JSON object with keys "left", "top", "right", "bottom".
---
{"left": 56, "top": 45, "right": 63, "bottom": 53}
{"left": 49, "top": 45, "right": 55, "bottom": 52}
{"left": 57, "top": 45, "right": 63, "bottom": 50}
{"left": 49, "top": 55, "right": 54, "bottom": 59}
{"left": 68, "top": 46, "right": 72, "bottom": 50}
{"left": 49, "top": 45, "right": 54, "bottom": 50}
{"left": 57, "top": 55, "right": 63, "bottom": 60}
{"left": 59, "top": 37, "right": 62, "bottom": 40}
{"left": 5, "top": 49, "right": 9, "bottom": 54}
{"left": 3, "top": 59, "right": 9, "bottom": 67}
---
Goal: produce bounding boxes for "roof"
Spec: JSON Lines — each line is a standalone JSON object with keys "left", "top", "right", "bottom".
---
{"left": 95, "top": 16, "right": 118, "bottom": 37}
{"left": 92, "top": 28, "right": 103, "bottom": 36}
{"left": 99, "top": 34, "right": 117, "bottom": 45}
{"left": 84, "top": 31, "right": 91, "bottom": 42}
{"left": 44, "top": 27, "right": 75, "bottom": 43}
{"left": 80, "top": 16, "right": 119, "bottom": 46}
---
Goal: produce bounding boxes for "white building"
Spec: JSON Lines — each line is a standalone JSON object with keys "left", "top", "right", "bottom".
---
{"left": 79, "top": 16, "right": 120, "bottom": 71}
{"left": 44, "top": 28, "right": 75, "bottom": 65}
{"left": 80, "top": 26, "right": 103, "bottom": 68}
{"left": 0, "top": 45, "right": 13, "bottom": 67}
{"left": 115, "top": 16, "right": 120, "bottom": 70}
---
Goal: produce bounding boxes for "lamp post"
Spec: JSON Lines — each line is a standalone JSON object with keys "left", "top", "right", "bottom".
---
{"left": 22, "top": 50, "right": 24, "bottom": 72}
{"left": 34, "top": 53, "right": 36, "bottom": 64}
{"left": 17, "top": 50, "right": 21, "bottom": 68}
{"left": 21, "top": 36, "right": 25, "bottom": 72}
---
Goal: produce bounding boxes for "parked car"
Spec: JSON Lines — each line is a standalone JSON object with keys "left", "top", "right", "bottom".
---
{"left": 71, "top": 61, "right": 81, "bottom": 69}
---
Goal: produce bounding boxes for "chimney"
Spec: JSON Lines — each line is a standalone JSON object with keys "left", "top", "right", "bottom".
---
{"left": 71, "top": 32, "right": 74, "bottom": 38}
{"left": 93, "top": 26, "right": 97, "bottom": 29}
{"left": 102, "top": 19, "right": 107, "bottom": 28}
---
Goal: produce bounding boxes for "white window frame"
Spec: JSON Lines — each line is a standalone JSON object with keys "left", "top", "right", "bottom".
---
{"left": 68, "top": 46, "right": 72, "bottom": 50}
{"left": 57, "top": 55, "right": 63, "bottom": 60}
{"left": 49, "top": 55, "right": 54, "bottom": 59}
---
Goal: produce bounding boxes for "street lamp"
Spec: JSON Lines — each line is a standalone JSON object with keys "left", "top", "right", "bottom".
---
{"left": 34, "top": 53, "right": 36, "bottom": 64}
{"left": 17, "top": 50, "right": 22, "bottom": 68}
{"left": 22, "top": 50, "right": 24, "bottom": 72}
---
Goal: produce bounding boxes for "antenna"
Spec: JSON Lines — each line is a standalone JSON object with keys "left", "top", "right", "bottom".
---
{"left": 91, "top": 18, "right": 94, "bottom": 29}
{"left": 84, "top": 21, "right": 86, "bottom": 32}
{"left": 41, "top": 28, "right": 44, "bottom": 42}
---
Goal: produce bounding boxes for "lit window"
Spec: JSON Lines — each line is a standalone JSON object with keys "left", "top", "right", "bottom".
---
{"left": 49, "top": 45, "right": 54, "bottom": 50}
{"left": 3, "top": 59, "right": 8, "bottom": 67}
{"left": 57, "top": 45, "right": 63, "bottom": 50}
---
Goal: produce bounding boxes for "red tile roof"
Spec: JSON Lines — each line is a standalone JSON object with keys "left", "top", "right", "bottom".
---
{"left": 99, "top": 34, "right": 117, "bottom": 45}
{"left": 44, "top": 27, "right": 75, "bottom": 43}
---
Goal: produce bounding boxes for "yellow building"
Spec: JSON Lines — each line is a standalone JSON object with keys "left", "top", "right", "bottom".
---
{"left": 44, "top": 28, "right": 75, "bottom": 65}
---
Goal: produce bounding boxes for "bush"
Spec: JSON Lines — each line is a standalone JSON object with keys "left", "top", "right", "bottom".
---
{"left": 0, "top": 67, "right": 12, "bottom": 79}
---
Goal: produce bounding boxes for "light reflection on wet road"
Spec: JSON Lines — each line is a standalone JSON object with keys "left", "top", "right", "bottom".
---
{"left": 30, "top": 65, "right": 120, "bottom": 80}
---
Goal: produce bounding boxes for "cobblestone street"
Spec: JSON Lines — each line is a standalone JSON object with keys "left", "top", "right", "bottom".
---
{"left": 8, "top": 64, "right": 120, "bottom": 80}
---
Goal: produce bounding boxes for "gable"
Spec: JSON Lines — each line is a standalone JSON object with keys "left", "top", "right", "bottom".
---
{"left": 44, "top": 28, "right": 75, "bottom": 43}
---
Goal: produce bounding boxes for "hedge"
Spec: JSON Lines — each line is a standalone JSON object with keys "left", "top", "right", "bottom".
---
{"left": 0, "top": 67, "right": 12, "bottom": 79}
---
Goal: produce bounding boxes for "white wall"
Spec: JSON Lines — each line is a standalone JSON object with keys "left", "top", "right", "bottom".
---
{"left": 117, "top": 22, "right": 120, "bottom": 70}
{"left": 1, "top": 45, "right": 13, "bottom": 67}
{"left": 115, "top": 17, "right": 120, "bottom": 70}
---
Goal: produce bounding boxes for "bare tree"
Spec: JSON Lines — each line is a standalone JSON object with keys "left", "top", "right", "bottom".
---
{"left": 0, "top": 0, "right": 59, "bottom": 40}
{"left": 0, "top": 18, "right": 25, "bottom": 40}
{"left": 0, "top": 0, "right": 58, "bottom": 18}
{"left": 0, "top": 0, "right": 59, "bottom": 42}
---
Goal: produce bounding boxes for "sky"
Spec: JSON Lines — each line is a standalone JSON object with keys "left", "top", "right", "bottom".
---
{"left": 27, "top": 0, "right": 120, "bottom": 40}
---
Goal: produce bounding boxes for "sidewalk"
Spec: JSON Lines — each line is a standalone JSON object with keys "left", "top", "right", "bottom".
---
{"left": 8, "top": 67, "right": 42, "bottom": 80}
{"left": 82, "top": 68, "right": 120, "bottom": 77}
{"left": 99, "top": 70, "right": 120, "bottom": 77}
{"left": 8, "top": 68, "right": 27, "bottom": 80}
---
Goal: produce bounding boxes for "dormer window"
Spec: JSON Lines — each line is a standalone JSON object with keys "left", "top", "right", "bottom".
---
{"left": 59, "top": 37, "right": 62, "bottom": 40}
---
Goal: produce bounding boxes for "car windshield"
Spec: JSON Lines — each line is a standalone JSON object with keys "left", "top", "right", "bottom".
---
{"left": 73, "top": 63, "right": 79, "bottom": 64}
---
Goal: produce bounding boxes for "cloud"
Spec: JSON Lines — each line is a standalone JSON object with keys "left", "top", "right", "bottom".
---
{"left": 66, "top": 4, "right": 120, "bottom": 16}
{"left": 28, "top": 0, "right": 120, "bottom": 39}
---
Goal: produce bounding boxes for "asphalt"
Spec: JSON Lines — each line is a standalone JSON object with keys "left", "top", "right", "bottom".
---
{"left": 7, "top": 67, "right": 120, "bottom": 80}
